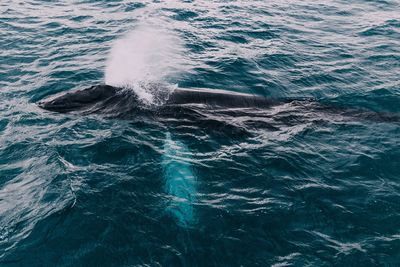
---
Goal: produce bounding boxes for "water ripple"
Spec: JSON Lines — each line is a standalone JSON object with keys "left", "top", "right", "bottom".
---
{"left": 0, "top": 0, "right": 399, "bottom": 266}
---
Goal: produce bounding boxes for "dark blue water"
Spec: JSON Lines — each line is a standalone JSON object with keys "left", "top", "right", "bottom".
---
{"left": 1, "top": 1, "right": 400, "bottom": 266}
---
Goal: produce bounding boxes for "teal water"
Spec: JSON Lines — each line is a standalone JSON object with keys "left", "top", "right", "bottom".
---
{"left": 1, "top": 1, "right": 400, "bottom": 266}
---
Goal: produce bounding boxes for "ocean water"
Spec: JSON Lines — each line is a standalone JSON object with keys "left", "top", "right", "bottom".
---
{"left": 1, "top": 0, "right": 400, "bottom": 266}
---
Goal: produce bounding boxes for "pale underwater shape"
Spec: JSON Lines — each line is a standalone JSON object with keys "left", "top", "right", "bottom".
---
{"left": 162, "top": 132, "right": 197, "bottom": 227}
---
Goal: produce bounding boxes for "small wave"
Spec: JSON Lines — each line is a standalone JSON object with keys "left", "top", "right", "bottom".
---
{"left": 359, "top": 19, "right": 400, "bottom": 37}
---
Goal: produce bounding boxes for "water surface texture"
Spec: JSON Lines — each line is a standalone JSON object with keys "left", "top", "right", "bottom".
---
{"left": 1, "top": 0, "right": 400, "bottom": 266}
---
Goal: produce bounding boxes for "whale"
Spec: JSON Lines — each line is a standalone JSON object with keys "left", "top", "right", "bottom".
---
{"left": 37, "top": 84, "right": 399, "bottom": 125}
{"left": 36, "top": 84, "right": 399, "bottom": 228}
{"left": 37, "top": 84, "right": 288, "bottom": 114}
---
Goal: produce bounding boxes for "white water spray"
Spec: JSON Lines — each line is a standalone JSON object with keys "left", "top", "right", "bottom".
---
{"left": 104, "top": 25, "right": 185, "bottom": 105}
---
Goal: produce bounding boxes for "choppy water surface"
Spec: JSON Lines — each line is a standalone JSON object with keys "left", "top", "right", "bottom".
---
{"left": 1, "top": 1, "right": 400, "bottom": 266}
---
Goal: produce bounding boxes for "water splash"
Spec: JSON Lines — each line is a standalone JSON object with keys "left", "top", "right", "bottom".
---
{"left": 104, "top": 25, "right": 185, "bottom": 105}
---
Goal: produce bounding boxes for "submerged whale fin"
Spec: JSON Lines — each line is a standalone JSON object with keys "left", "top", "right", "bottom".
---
{"left": 162, "top": 132, "right": 196, "bottom": 227}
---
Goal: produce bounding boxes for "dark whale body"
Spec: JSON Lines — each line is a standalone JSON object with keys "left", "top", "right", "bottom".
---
{"left": 38, "top": 84, "right": 285, "bottom": 114}
{"left": 38, "top": 84, "right": 399, "bottom": 125}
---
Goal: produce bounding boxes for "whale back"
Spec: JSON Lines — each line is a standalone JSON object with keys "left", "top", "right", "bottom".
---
{"left": 38, "top": 85, "right": 280, "bottom": 114}
{"left": 37, "top": 85, "right": 400, "bottom": 124}
{"left": 167, "top": 88, "right": 278, "bottom": 108}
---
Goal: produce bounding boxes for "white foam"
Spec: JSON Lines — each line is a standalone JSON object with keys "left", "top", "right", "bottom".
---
{"left": 104, "top": 25, "right": 185, "bottom": 105}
